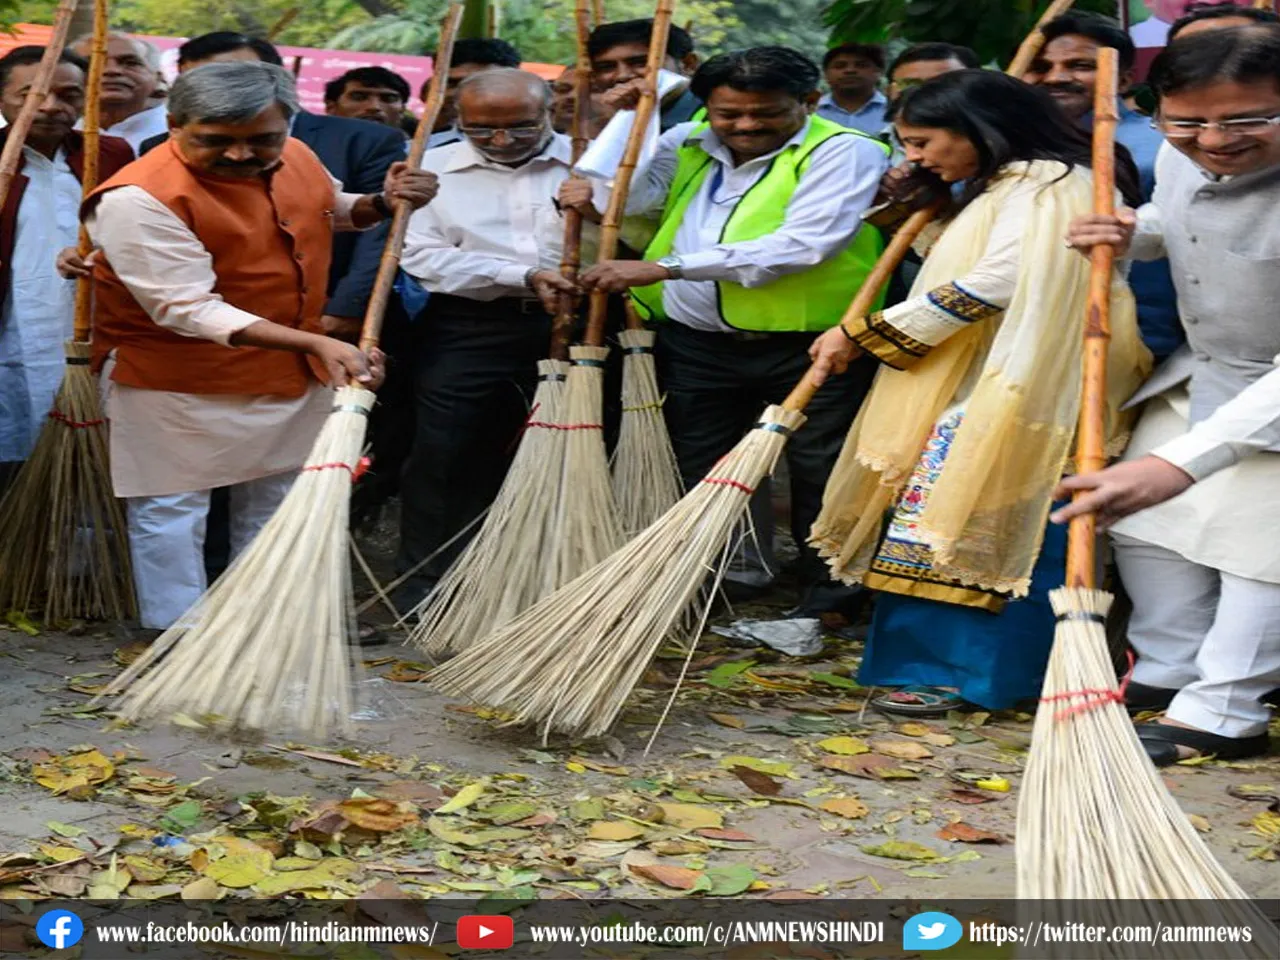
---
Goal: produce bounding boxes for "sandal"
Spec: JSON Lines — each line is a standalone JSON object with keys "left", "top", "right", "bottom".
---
{"left": 1135, "top": 722, "right": 1270, "bottom": 768}
{"left": 1124, "top": 681, "right": 1178, "bottom": 715}
{"left": 872, "top": 686, "right": 970, "bottom": 718}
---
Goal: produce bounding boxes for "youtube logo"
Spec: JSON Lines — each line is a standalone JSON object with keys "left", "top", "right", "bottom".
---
{"left": 457, "top": 915, "right": 514, "bottom": 950}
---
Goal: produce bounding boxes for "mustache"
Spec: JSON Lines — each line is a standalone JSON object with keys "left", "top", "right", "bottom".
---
{"left": 1043, "top": 82, "right": 1088, "bottom": 95}
{"left": 212, "top": 158, "right": 267, "bottom": 170}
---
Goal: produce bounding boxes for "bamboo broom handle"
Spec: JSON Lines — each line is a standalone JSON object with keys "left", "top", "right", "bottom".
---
{"left": 592, "top": 0, "right": 605, "bottom": 26}
{"left": 1065, "top": 47, "right": 1119, "bottom": 590}
{"left": 550, "top": 0, "right": 594, "bottom": 362}
{"left": 72, "top": 0, "right": 108, "bottom": 344}
{"left": 0, "top": 0, "right": 80, "bottom": 212}
{"left": 357, "top": 3, "right": 463, "bottom": 356}
{"left": 1007, "top": 0, "right": 1078, "bottom": 77}
{"left": 1253, "top": 0, "right": 1273, "bottom": 11}
{"left": 582, "top": 0, "right": 673, "bottom": 346}
{"left": 781, "top": 205, "right": 940, "bottom": 413}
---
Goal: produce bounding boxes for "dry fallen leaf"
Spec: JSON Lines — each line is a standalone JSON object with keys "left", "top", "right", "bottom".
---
{"left": 897, "top": 722, "right": 933, "bottom": 737}
{"left": 860, "top": 840, "right": 940, "bottom": 862}
{"left": 33, "top": 748, "right": 115, "bottom": 797}
{"left": 819, "top": 754, "right": 914, "bottom": 780}
{"left": 587, "top": 822, "right": 646, "bottom": 842}
{"left": 435, "top": 782, "right": 485, "bottom": 815}
{"left": 947, "top": 789, "right": 997, "bottom": 805}
{"left": 708, "top": 713, "right": 745, "bottom": 729}
{"left": 695, "top": 828, "right": 756, "bottom": 842}
{"left": 730, "top": 765, "right": 782, "bottom": 797}
{"left": 1188, "top": 814, "right": 1211, "bottom": 834}
{"left": 817, "top": 736, "right": 870, "bottom": 757}
{"left": 936, "top": 821, "right": 1005, "bottom": 844}
{"left": 630, "top": 863, "right": 704, "bottom": 891}
{"left": 871, "top": 739, "right": 933, "bottom": 761}
{"left": 819, "top": 797, "right": 869, "bottom": 820}
{"left": 337, "top": 798, "right": 420, "bottom": 833}
{"left": 657, "top": 802, "right": 723, "bottom": 831}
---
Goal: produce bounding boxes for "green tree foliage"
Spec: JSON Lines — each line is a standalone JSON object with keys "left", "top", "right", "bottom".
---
{"left": 823, "top": 0, "right": 1125, "bottom": 65}
{"left": 717, "top": 0, "right": 829, "bottom": 57}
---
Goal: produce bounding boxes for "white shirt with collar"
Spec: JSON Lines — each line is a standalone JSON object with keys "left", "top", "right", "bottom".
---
{"left": 0, "top": 146, "right": 81, "bottom": 462}
{"left": 100, "top": 102, "right": 168, "bottom": 155}
{"left": 624, "top": 118, "right": 889, "bottom": 333}
{"left": 403, "top": 132, "right": 591, "bottom": 301}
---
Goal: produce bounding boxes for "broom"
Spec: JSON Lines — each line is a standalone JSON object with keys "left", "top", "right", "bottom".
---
{"left": 540, "top": 0, "right": 676, "bottom": 589}
{"left": 404, "top": 0, "right": 594, "bottom": 656}
{"left": 0, "top": 0, "right": 135, "bottom": 624}
{"left": 1015, "top": 50, "right": 1269, "bottom": 920}
{"left": 612, "top": 297, "right": 682, "bottom": 537}
{"left": 1007, "top": 0, "right": 1079, "bottom": 76}
{"left": 96, "top": 4, "right": 465, "bottom": 739}
{"left": 429, "top": 207, "right": 938, "bottom": 740}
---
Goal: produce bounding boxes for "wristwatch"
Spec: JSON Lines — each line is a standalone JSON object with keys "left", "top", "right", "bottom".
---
{"left": 656, "top": 255, "right": 685, "bottom": 280}
{"left": 370, "top": 193, "right": 394, "bottom": 219}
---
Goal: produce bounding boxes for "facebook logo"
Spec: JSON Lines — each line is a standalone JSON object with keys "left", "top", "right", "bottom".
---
{"left": 36, "top": 910, "right": 84, "bottom": 949}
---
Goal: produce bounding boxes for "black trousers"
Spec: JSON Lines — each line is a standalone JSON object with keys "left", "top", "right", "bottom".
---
{"left": 654, "top": 322, "right": 876, "bottom": 594}
{"left": 396, "top": 296, "right": 551, "bottom": 594}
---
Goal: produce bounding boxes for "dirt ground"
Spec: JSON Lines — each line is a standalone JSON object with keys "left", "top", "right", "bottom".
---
{"left": 0, "top": 509, "right": 1276, "bottom": 917}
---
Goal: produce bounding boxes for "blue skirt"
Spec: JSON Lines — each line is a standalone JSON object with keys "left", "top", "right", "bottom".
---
{"left": 856, "top": 518, "right": 1068, "bottom": 710}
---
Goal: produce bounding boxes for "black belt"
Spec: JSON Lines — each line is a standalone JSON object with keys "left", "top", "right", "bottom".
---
{"left": 429, "top": 292, "right": 549, "bottom": 320}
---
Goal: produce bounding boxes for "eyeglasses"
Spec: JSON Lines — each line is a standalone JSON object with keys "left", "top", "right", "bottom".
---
{"left": 1152, "top": 115, "right": 1280, "bottom": 139}
{"left": 459, "top": 123, "right": 546, "bottom": 140}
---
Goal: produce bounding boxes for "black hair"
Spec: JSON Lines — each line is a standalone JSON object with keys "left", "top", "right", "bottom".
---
{"left": 1150, "top": 22, "right": 1280, "bottom": 97}
{"left": 587, "top": 19, "right": 695, "bottom": 62}
{"left": 324, "top": 66, "right": 410, "bottom": 104}
{"left": 178, "top": 32, "right": 283, "bottom": 67}
{"left": 0, "top": 45, "right": 88, "bottom": 93}
{"left": 889, "top": 69, "right": 1141, "bottom": 211}
{"left": 690, "top": 46, "right": 821, "bottom": 103}
{"left": 889, "top": 42, "right": 980, "bottom": 79}
{"left": 1168, "top": 3, "right": 1279, "bottom": 42}
{"left": 822, "top": 42, "right": 885, "bottom": 71}
{"left": 450, "top": 38, "right": 522, "bottom": 69}
{"left": 1039, "top": 12, "right": 1136, "bottom": 72}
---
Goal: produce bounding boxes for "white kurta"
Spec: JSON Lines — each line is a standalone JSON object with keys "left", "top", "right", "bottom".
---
{"left": 0, "top": 147, "right": 81, "bottom": 462}
{"left": 85, "top": 175, "right": 361, "bottom": 499}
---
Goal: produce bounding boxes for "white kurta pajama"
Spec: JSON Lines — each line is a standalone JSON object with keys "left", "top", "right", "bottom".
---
{"left": 1111, "top": 147, "right": 1280, "bottom": 739}
{"left": 86, "top": 178, "right": 364, "bottom": 629}
{"left": 0, "top": 147, "right": 81, "bottom": 464}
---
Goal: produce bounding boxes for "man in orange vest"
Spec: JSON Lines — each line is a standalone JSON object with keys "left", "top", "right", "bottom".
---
{"left": 79, "top": 61, "right": 438, "bottom": 633}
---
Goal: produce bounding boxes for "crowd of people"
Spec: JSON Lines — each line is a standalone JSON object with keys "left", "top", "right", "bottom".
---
{"left": 0, "top": 1, "right": 1278, "bottom": 769}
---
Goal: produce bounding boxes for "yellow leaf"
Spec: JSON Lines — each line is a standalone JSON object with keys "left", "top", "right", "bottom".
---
{"left": 1251, "top": 810, "right": 1280, "bottom": 840}
{"left": 181, "top": 876, "right": 222, "bottom": 901}
{"left": 587, "top": 822, "right": 645, "bottom": 841}
{"left": 122, "top": 855, "right": 168, "bottom": 883}
{"left": 33, "top": 748, "right": 115, "bottom": 796}
{"left": 118, "top": 824, "right": 157, "bottom": 840}
{"left": 708, "top": 713, "right": 745, "bottom": 729}
{"left": 923, "top": 733, "right": 956, "bottom": 748}
{"left": 742, "top": 670, "right": 809, "bottom": 692}
{"left": 435, "top": 781, "right": 486, "bottom": 816}
{"left": 657, "top": 803, "right": 723, "bottom": 831}
{"left": 871, "top": 739, "right": 933, "bottom": 761}
{"left": 204, "top": 851, "right": 273, "bottom": 889}
{"left": 565, "top": 762, "right": 588, "bottom": 774}
{"left": 975, "top": 777, "right": 1011, "bottom": 793}
{"left": 861, "top": 840, "right": 940, "bottom": 861}
{"left": 337, "top": 798, "right": 420, "bottom": 833}
{"left": 1188, "top": 814, "right": 1211, "bottom": 833}
{"left": 819, "top": 797, "right": 870, "bottom": 820}
{"left": 719, "top": 756, "right": 792, "bottom": 776}
{"left": 568, "top": 757, "right": 630, "bottom": 776}
{"left": 38, "top": 845, "right": 85, "bottom": 863}
{"left": 897, "top": 722, "right": 932, "bottom": 737}
{"left": 817, "top": 737, "right": 870, "bottom": 757}
{"left": 252, "top": 858, "right": 357, "bottom": 896}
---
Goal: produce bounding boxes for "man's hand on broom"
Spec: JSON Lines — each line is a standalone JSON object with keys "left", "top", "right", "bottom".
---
{"left": 56, "top": 246, "right": 99, "bottom": 279}
{"left": 312, "top": 338, "right": 386, "bottom": 390}
{"left": 527, "top": 269, "right": 580, "bottom": 315}
{"left": 1065, "top": 211, "right": 1137, "bottom": 257}
{"left": 580, "top": 260, "right": 671, "bottom": 294}
{"left": 558, "top": 177, "right": 602, "bottom": 223}
{"left": 808, "top": 325, "right": 863, "bottom": 388}
{"left": 382, "top": 163, "right": 439, "bottom": 209}
{"left": 1050, "top": 456, "right": 1195, "bottom": 528}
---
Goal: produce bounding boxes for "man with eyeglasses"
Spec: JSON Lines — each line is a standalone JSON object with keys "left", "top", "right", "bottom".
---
{"left": 1025, "top": 11, "right": 1182, "bottom": 363}
{"left": 1063, "top": 25, "right": 1280, "bottom": 766}
{"left": 396, "top": 68, "right": 589, "bottom": 604}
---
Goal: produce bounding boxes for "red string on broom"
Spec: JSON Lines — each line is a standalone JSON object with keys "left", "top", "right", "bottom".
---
{"left": 1040, "top": 650, "right": 1135, "bottom": 721}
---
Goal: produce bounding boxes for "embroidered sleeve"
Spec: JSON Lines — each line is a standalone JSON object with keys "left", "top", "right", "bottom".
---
{"left": 847, "top": 282, "right": 1002, "bottom": 369}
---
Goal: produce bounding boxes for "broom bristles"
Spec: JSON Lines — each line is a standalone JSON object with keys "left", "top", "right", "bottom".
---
{"left": 0, "top": 339, "right": 135, "bottom": 622}
{"left": 1017, "top": 586, "right": 1270, "bottom": 953}
{"left": 406, "top": 359, "right": 570, "bottom": 654}
{"left": 430, "top": 403, "right": 806, "bottom": 741}
{"left": 612, "top": 328, "right": 682, "bottom": 537}
{"left": 96, "top": 385, "right": 375, "bottom": 740}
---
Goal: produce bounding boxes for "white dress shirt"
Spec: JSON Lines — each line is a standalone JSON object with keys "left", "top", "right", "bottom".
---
{"left": 815, "top": 90, "right": 890, "bottom": 138}
{"left": 624, "top": 119, "right": 889, "bottom": 333}
{"left": 98, "top": 103, "right": 167, "bottom": 156}
{"left": 84, "top": 169, "right": 364, "bottom": 498}
{"left": 0, "top": 147, "right": 81, "bottom": 462}
{"left": 402, "top": 133, "right": 592, "bottom": 301}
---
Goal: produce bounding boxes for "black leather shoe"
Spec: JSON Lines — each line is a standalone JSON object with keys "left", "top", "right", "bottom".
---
{"left": 1123, "top": 681, "right": 1178, "bottom": 715}
{"left": 1136, "top": 722, "right": 1270, "bottom": 767}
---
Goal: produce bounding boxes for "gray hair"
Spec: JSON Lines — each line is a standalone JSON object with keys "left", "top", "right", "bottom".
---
{"left": 456, "top": 67, "right": 553, "bottom": 111}
{"left": 168, "top": 61, "right": 299, "bottom": 126}
{"left": 70, "top": 32, "right": 162, "bottom": 71}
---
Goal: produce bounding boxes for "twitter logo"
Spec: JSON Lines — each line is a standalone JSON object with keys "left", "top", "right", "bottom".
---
{"left": 903, "top": 912, "right": 964, "bottom": 951}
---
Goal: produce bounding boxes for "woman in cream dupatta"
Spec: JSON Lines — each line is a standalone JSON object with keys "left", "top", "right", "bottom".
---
{"left": 807, "top": 71, "right": 1152, "bottom": 716}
